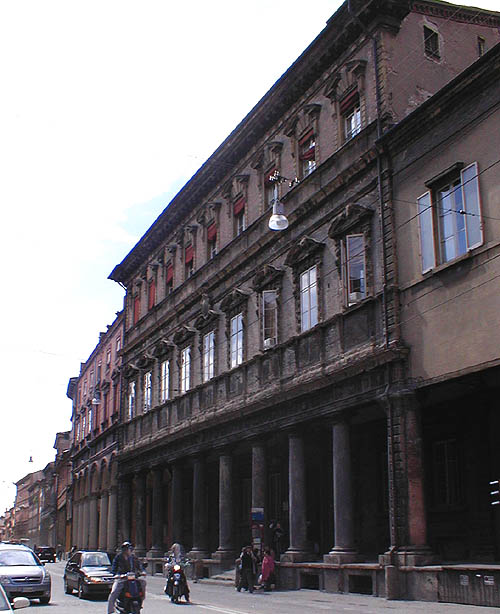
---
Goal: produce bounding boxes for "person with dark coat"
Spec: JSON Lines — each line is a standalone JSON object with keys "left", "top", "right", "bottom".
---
{"left": 269, "top": 520, "right": 285, "bottom": 559}
{"left": 236, "top": 546, "right": 257, "bottom": 593}
{"left": 107, "top": 542, "right": 145, "bottom": 614}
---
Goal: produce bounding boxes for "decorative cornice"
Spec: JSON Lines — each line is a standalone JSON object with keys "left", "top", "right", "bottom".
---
{"left": 173, "top": 326, "right": 197, "bottom": 346}
{"left": 328, "top": 203, "right": 374, "bottom": 238}
{"left": 220, "top": 288, "right": 250, "bottom": 313}
{"left": 252, "top": 264, "right": 285, "bottom": 291}
{"left": 284, "top": 236, "right": 325, "bottom": 268}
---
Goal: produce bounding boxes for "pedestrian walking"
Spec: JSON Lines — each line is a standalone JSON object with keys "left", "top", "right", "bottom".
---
{"left": 260, "top": 548, "right": 275, "bottom": 591}
{"left": 236, "top": 546, "right": 257, "bottom": 593}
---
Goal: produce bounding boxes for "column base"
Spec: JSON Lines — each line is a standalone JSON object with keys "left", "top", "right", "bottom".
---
{"left": 212, "top": 549, "right": 236, "bottom": 563}
{"left": 323, "top": 549, "right": 359, "bottom": 565}
{"left": 134, "top": 547, "right": 147, "bottom": 557}
{"left": 379, "top": 546, "right": 435, "bottom": 567}
{"left": 187, "top": 549, "right": 209, "bottom": 560}
{"left": 146, "top": 547, "right": 165, "bottom": 559}
{"left": 280, "top": 549, "right": 313, "bottom": 563}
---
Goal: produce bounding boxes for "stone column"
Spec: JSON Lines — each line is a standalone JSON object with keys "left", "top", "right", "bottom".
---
{"left": 81, "top": 496, "right": 89, "bottom": 549}
{"left": 119, "top": 479, "right": 131, "bottom": 546}
{"left": 252, "top": 442, "right": 266, "bottom": 550}
{"left": 134, "top": 472, "right": 147, "bottom": 556}
{"left": 282, "top": 431, "right": 309, "bottom": 562}
{"left": 171, "top": 464, "right": 183, "bottom": 545}
{"left": 98, "top": 491, "right": 109, "bottom": 551}
{"left": 214, "top": 452, "right": 234, "bottom": 560}
{"left": 88, "top": 494, "right": 99, "bottom": 550}
{"left": 399, "top": 393, "right": 433, "bottom": 565}
{"left": 71, "top": 501, "right": 79, "bottom": 549}
{"left": 189, "top": 456, "right": 208, "bottom": 558}
{"left": 148, "top": 466, "right": 164, "bottom": 557}
{"left": 107, "top": 486, "right": 118, "bottom": 552}
{"left": 324, "top": 420, "right": 358, "bottom": 564}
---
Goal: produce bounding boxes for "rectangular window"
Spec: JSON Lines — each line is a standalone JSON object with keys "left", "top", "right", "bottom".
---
{"left": 148, "top": 279, "right": 156, "bottom": 310}
{"left": 116, "top": 336, "right": 121, "bottom": 353}
{"left": 185, "top": 245, "right": 194, "bottom": 279}
{"left": 143, "top": 371, "right": 152, "bottom": 412}
{"left": 300, "top": 266, "right": 318, "bottom": 332}
{"left": 424, "top": 25, "right": 440, "bottom": 59}
{"left": 166, "top": 263, "right": 174, "bottom": 294}
{"left": 234, "top": 198, "right": 246, "bottom": 237}
{"left": 264, "top": 169, "right": 277, "bottom": 208}
{"left": 477, "top": 36, "right": 486, "bottom": 57}
{"left": 203, "top": 331, "right": 215, "bottom": 382}
{"left": 207, "top": 223, "right": 217, "bottom": 259}
{"left": 344, "top": 234, "right": 366, "bottom": 305}
{"left": 128, "top": 382, "right": 135, "bottom": 420}
{"left": 340, "top": 89, "right": 361, "bottom": 141}
{"left": 418, "top": 162, "right": 483, "bottom": 273}
{"left": 262, "top": 290, "right": 278, "bottom": 348}
{"left": 181, "top": 347, "right": 191, "bottom": 393}
{"left": 299, "top": 132, "right": 316, "bottom": 178}
{"left": 88, "top": 408, "right": 92, "bottom": 433}
{"left": 83, "top": 379, "right": 88, "bottom": 397}
{"left": 432, "top": 439, "right": 463, "bottom": 507}
{"left": 106, "top": 348, "right": 111, "bottom": 365}
{"left": 230, "top": 313, "right": 244, "bottom": 368}
{"left": 133, "top": 295, "right": 140, "bottom": 325}
{"left": 160, "top": 360, "right": 170, "bottom": 403}
{"left": 90, "top": 370, "right": 95, "bottom": 388}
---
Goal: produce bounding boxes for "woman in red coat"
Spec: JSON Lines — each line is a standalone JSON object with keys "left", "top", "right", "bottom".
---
{"left": 260, "top": 548, "right": 275, "bottom": 591}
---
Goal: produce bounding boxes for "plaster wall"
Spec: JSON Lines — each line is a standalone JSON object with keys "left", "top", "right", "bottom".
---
{"left": 393, "top": 98, "right": 500, "bottom": 383}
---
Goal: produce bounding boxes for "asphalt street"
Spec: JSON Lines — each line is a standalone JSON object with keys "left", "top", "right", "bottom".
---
{"left": 37, "top": 561, "right": 500, "bottom": 614}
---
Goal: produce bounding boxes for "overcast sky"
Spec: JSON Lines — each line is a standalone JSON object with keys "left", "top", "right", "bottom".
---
{"left": 0, "top": 0, "right": 498, "bottom": 516}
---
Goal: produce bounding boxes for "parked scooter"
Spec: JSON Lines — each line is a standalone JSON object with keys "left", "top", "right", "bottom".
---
{"left": 114, "top": 572, "right": 145, "bottom": 614}
{"left": 164, "top": 557, "right": 190, "bottom": 604}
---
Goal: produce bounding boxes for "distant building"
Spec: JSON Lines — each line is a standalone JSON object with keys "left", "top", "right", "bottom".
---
{"left": 68, "top": 311, "right": 124, "bottom": 553}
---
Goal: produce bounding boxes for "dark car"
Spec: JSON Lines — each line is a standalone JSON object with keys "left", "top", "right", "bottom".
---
{"left": 64, "top": 551, "right": 113, "bottom": 599}
{"left": 0, "top": 543, "right": 51, "bottom": 604}
{"left": 34, "top": 548, "right": 55, "bottom": 564}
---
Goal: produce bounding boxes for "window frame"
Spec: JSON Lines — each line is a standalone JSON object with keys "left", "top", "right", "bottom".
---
{"left": 180, "top": 346, "right": 191, "bottom": 393}
{"left": 143, "top": 370, "right": 152, "bottom": 412}
{"left": 423, "top": 25, "right": 440, "bottom": 60}
{"left": 262, "top": 289, "right": 278, "bottom": 348}
{"left": 300, "top": 266, "right": 319, "bottom": 333}
{"left": 160, "top": 359, "right": 170, "bottom": 403}
{"left": 230, "top": 313, "right": 244, "bottom": 368}
{"left": 417, "top": 162, "right": 483, "bottom": 274}
{"left": 127, "top": 381, "right": 136, "bottom": 420}
{"left": 342, "top": 233, "right": 367, "bottom": 306}
{"left": 202, "top": 330, "right": 215, "bottom": 382}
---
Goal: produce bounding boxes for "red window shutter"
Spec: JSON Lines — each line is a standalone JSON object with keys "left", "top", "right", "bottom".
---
{"left": 133, "top": 295, "right": 140, "bottom": 324}
{"left": 185, "top": 245, "right": 194, "bottom": 263}
{"left": 300, "top": 144, "right": 316, "bottom": 161}
{"left": 339, "top": 89, "right": 359, "bottom": 114}
{"left": 298, "top": 128, "right": 314, "bottom": 147}
{"left": 207, "top": 222, "right": 217, "bottom": 242}
{"left": 166, "top": 264, "right": 174, "bottom": 283}
{"left": 148, "top": 280, "right": 156, "bottom": 310}
{"left": 233, "top": 197, "right": 245, "bottom": 216}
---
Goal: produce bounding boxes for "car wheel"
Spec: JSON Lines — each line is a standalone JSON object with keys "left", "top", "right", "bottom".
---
{"left": 78, "top": 580, "right": 86, "bottom": 599}
{"left": 40, "top": 595, "right": 50, "bottom": 604}
{"left": 64, "top": 578, "right": 73, "bottom": 594}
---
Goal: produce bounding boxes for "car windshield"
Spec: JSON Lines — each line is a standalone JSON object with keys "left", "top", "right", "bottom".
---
{"left": 0, "top": 550, "right": 38, "bottom": 566}
{"left": 82, "top": 553, "right": 111, "bottom": 567}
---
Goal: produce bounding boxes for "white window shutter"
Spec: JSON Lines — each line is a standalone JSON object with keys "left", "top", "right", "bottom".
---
{"left": 417, "top": 191, "right": 435, "bottom": 273}
{"left": 461, "top": 162, "right": 483, "bottom": 250}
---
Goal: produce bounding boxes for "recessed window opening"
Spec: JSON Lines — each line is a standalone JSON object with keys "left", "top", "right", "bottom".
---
{"left": 424, "top": 25, "right": 440, "bottom": 59}
{"left": 300, "top": 266, "right": 318, "bottom": 332}
{"left": 230, "top": 313, "right": 244, "bottom": 368}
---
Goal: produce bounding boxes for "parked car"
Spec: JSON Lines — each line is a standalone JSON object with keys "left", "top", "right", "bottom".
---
{"left": 0, "top": 543, "right": 51, "bottom": 604}
{"left": 33, "top": 547, "right": 55, "bottom": 564}
{"left": 64, "top": 551, "right": 114, "bottom": 598}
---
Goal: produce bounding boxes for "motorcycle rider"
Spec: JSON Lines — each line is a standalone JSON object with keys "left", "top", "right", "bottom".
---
{"left": 107, "top": 542, "right": 146, "bottom": 614}
{"left": 164, "top": 543, "right": 190, "bottom": 602}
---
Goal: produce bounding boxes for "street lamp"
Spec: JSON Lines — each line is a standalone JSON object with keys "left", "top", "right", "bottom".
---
{"left": 268, "top": 171, "right": 291, "bottom": 231}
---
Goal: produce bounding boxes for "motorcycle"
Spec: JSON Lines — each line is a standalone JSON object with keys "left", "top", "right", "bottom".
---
{"left": 114, "top": 572, "right": 145, "bottom": 614}
{"left": 164, "top": 559, "right": 190, "bottom": 604}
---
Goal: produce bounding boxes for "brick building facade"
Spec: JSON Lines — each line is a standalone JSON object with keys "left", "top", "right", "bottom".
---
{"left": 106, "top": 0, "right": 500, "bottom": 601}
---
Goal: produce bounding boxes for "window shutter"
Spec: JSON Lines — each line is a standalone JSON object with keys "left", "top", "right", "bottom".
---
{"left": 233, "top": 197, "right": 245, "bottom": 216}
{"left": 417, "top": 191, "right": 436, "bottom": 273}
{"left": 461, "top": 162, "right": 483, "bottom": 250}
{"left": 185, "top": 245, "right": 194, "bottom": 264}
{"left": 207, "top": 222, "right": 217, "bottom": 242}
{"left": 166, "top": 264, "right": 173, "bottom": 284}
{"left": 148, "top": 280, "right": 156, "bottom": 310}
{"left": 339, "top": 89, "right": 359, "bottom": 114}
